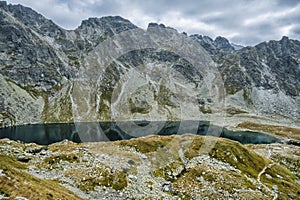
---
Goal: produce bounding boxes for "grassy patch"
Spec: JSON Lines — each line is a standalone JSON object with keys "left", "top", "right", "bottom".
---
{"left": 209, "top": 140, "right": 270, "bottom": 178}
{"left": 184, "top": 137, "right": 270, "bottom": 178}
{"left": 153, "top": 159, "right": 185, "bottom": 181}
{"left": 172, "top": 165, "right": 204, "bottom": 199}
{"left": 48, "top": 141, "right": 82, "bottom": 152}
{"left": 65, "top": 167, "right": 128, "bottom": 191}
{"left": 183, "top": 136, "right": 205, "bottom": 159}
{"left": 157, "top": 84, "right": 177, "bottom": 108}
{"left": 42, "top": 85, "right": 74, "bottom": 123}
{"left": 0, "top": 155, "right": 81, "bottom": 199}
{"left": 199, "top": 105, "right": 212, "bottom": 114}
{"left": 236, "top": 121, "right": 300, "bottom": 140}
{"left": 211, "top": 170, "right": 257, "bottom": 194}
{"left": 225, "top": 107, "right": 248, "bottom": 115}
{"left": 261, "top": 164, "right": 300, "bottom": 199}
{"left": 117, "top": 135, "right": 173, "bottom": 153}
{"left": 129, "top": 98, "right": 152, "bottom": 114}
{"left": 273, "top": 156, "right": 300, "bottom": 179}
{"left": 43, "top": 153, "right": 80, "bottom": 165}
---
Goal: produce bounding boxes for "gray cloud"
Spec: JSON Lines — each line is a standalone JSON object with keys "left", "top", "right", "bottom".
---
{"left": 291, "top": 25, "right": 300, "bottom": 35}
{"left": 6, "top": 0, "right": 300, "bottom": 46}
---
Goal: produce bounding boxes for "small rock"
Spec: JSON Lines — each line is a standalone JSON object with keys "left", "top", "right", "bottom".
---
{"left": 272, "top": 185, "right": 278, "bottom": 191}
{"left": 162, "top": 183, "right": 171, "bottom": 192}
{"left": 40, "top": 151, "right": 47, "bottom": 156}
{"left": 26, "top": 147, "right": 44, "bottom": 154}
{"left": 162, "top": 182, "right": 178, "bottom": 194}
{"left": 0, "top": 169, "right": 5, "bottom": 176}
{"left": 15, "top": 197, "right": 28, "bottom": 200}
{"left": 128, "top": 175, "right": 137, "bottom": 182}
{"left": 265, "top": 174, "right": 272, "bottom": 179}
{"left": 276, "top": 174, "right": 283, "bottom": 179}
{"left": 13, "top": 150, "right": 20, "bottom": 154}
{"left": 128, "top": 160, "right": 135, "bottom": 165}
{"left": 196, "top": 176, "right": 204, "bottom": 182}
{"left": 122, "top": 167, "right": 130, "bottom": 173}
{"left": 17, "top": 156, "right": 31, "bottom": 163}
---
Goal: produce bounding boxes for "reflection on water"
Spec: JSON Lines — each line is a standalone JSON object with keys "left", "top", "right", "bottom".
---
{"left": 0, "top": 121, "right": 281, "bottom": 145}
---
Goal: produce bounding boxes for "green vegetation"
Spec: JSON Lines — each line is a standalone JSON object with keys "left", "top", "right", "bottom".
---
{"left": 199, "top": 105, "right": 212, "bottom": 114}
{"left": 0, "top": 112, "right": 16, "bottom": 126}
{"left": 209, "top": 139, "right": 270, "bottom": 178}
{"left": 68, "top": 56, "right": 80, "bottom": 67}
{"left": 129, "top": 98, "right": 152, "bottom": 114}
{"left": 48, "top": 140, "right": 82, "bottom": 152}
{"left": 153, "top": 159, "right": 185, "bottom": 181}
{"left": 225, "top": 107, "right": 248, "bottom": 115}
{"left": 42, "top": 85, "right": 74, "bottom": 123}
{"left": 156, "top": 84, "right": 177, "bottom": 108}
{"left": 272, "top": 156, "right": 300, "bottom": 179}
{"left": 117, "top": 135, "right": 173, "bottom": 153}
{"left": 98, "top": 88, "right": 113, "bottom": 120}
{"left": 0, "top": 155, "right": 82, "bottom": 199}
{"left": 172, "top": 166, "right": 203, "bottom": 199}
{"left": 236, "top": 121, "right": 300, "bottom": 140}
{"left": 43, "top": 153, "right": 80, "bottom": 165}
{"left": 65, "top": 167, "right": 128, "bottom": 191}
{"left": 261, "top": 164, "right": 299, "bottom": 199}
{"left": 247, "top": 143, "right": 300, "bottom": 180}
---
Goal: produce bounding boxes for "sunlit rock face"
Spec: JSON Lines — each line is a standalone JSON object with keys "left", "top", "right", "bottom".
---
{"left": 0, "top": 2, "right": 300, "bottom": 127}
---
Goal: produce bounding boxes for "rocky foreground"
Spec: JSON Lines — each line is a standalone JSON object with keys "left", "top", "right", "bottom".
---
{"left": 0, "top": 131, "right": 299, "bottom": 200}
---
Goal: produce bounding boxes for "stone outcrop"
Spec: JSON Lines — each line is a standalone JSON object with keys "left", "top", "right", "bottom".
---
{"left": 1, "top": 135, "right": 299, "bottom": 199}
{"left": 0, "top": 1, "right": 299, "bottom": 127}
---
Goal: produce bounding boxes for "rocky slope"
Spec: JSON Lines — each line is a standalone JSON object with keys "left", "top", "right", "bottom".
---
{"left": 0, "top": 1, "right": 299, "bottom": 128}
{"left": 1, "top": 135, "right": 299, "bottom": 199}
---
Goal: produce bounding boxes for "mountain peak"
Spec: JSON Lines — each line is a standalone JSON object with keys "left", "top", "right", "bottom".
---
{"left": 214, "top": 36, "right": 234, "bottom": 51}
{"left": 147, "top": 22, "right": 178, "bottom": 33}
{"left": 281, "top": 36, "right": 289, "bottom": 41}
{"left": 190, "top": 34, "right": 235, "bottom": 53}
{"left": 78, "top": 16, "right": 136, "bottom": 28}
{"left": 147, "top": 22, "right": 166, "bottom": 29}
{"left": 0, "top": 1, "right": 6, "bottom": 8}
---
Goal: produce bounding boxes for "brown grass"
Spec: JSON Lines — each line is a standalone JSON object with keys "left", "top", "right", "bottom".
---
{"left": 0, "top": 155, "right": 82, "bottom": 199}
{"left": 236, "top": 121, "right": 300, "bottom": 140}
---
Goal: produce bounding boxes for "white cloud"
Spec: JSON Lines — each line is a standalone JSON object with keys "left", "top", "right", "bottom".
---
{"left": 5, "top": 0, "right": 300, "bottom": 45}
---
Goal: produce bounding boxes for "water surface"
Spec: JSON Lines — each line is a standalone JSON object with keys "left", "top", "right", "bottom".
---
{"left": 0, "top": 121, "right": 281, "bottom": 145}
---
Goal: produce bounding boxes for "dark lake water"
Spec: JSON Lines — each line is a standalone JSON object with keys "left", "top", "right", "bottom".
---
{"left": 0, "top": 121, "right": 281, "bottom": 145}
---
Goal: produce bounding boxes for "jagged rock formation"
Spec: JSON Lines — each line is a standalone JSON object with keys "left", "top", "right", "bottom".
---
{"left": 190, "top": 35, "right": 234, "bottom": 54}
{"left": 0, "top": 1, "right": 299, "bottom": 128}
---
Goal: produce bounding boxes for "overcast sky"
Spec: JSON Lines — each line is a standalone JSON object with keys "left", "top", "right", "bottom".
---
{"left": 6, "top": 0, "right": 300, "bottom": 46}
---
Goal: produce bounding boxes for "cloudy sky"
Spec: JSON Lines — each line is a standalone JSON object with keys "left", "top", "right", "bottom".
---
{"left": 6, "top": 0, "right": 300, "bottom": 46}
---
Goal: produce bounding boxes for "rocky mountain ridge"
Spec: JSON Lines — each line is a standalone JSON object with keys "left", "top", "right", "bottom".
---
{"left": 0, "top": 1, "right": 300, "bottom": 128}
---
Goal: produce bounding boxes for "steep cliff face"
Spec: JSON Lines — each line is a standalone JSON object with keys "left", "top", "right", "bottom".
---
{"left": 0, "top": 1, "right": 299, "bottom": 127}
{"left": 192, "top": 35, "right": 300, "bottom": 120}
